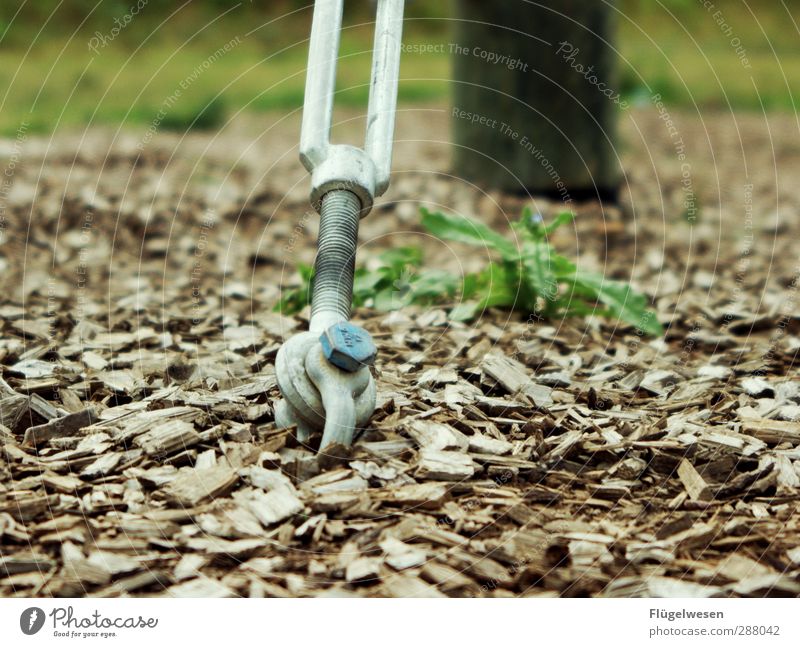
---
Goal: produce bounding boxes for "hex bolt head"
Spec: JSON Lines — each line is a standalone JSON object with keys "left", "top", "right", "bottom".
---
{"left": 319, "top": 322, "right": 377, "bottom": 372}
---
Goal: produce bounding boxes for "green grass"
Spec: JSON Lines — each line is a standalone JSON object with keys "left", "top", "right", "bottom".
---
{"left": 616, "top": 1, "right": 800, "bottom": 111}
{"left": 0, "top": 3, "right": 451, "bottom": 136}
{"left": 0, "top": 34, "right": 450, "bottom": 135}
{"left": 0, "top": 1, "right": 795, "bottom": 136}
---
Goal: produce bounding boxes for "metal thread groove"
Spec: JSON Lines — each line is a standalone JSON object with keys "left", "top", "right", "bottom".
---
{"left": 311, "top": 189, "right": 361, "bottom": 322}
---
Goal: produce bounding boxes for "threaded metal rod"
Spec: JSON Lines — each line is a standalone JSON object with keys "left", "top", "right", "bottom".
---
{"left": 311, "top": 189, "right": 361, "bottom": 326}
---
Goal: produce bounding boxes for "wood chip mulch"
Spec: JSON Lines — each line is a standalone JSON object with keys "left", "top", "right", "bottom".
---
{"left": 1, "top": 107, "right": 799, "bottom": 597}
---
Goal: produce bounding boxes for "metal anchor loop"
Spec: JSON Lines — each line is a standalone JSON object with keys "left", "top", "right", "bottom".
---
{"left": 275, "top": 1, "right": 404, "bottom": 452}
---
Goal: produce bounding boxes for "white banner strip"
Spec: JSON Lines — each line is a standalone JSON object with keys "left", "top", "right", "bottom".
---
{"left": 1, "top": 598, "right": 797, "bottom": 646}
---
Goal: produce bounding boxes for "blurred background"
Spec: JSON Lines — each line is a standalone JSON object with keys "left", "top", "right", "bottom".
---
{"left": 0, "top": 0, "right": 796, "bottom": 136}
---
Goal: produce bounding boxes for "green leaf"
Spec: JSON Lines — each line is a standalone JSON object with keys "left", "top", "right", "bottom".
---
{"left": 353, "top": 267, "right": 390, "bottom": 297}
{"left": 449, "top": 301, "right": 479, "bottom": 321}
{"left": 274, "top": 263, "right": 314, "bottom": 314}
{"left": 378, "top": 246, "right": 423, "bottom": 272}
{"left": 421, "top": 207, "right": 517, "bottom": 260}
{"left": 571, "top": 272, "right": 663, "bottom": 335}
{"left": 516, "top": 207, "right": 574, "bottom": 240}
{"left": 449, "top": 262, "right": 518, "bottom": 321}
{"left": 297, "top": 263, "right": 315, "bottom": 282}
{"left": 461, "top": 272, "right": 481, "bottom": 300}
{"left": 512, "top": 209, "right": 577, "bottom": 315}
{"left": 548, "top": 252, "right": 578, "bottom": 279}
{"left": 276, "top": 206, "right": 662, "bottom": 338}
{"left": 478, "top": 262, "right": 519, "bottom": 309}
{"left": 542, "top": 210, "right": 575, "bottom": 237}
{"left": 518, "top": 237, "right": 558, "bottom": 314}
{"left": 408, "top": 270, "right": 459, "bottom": 300}
{"left": 373, "top": 287, "right": 404, "bottom": 311}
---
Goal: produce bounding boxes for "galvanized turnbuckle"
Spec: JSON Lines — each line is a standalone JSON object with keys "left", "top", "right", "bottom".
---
{"left": 275, "top": 0, "right": 404, "bottom": 450}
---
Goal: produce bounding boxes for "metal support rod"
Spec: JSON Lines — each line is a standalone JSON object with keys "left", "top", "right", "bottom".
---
{"left": 300, "top": 0, "right": 404, "bottom": 206}
{"left": 365, "top": 0, "right": 405, "bottom": 196}
{"left": 299, "top": 0, "right": 343, "bottom": 173}
{"left": 310, "top": 189, "right": 361, "bottom": 334}
{"left": 276, "top": 0, "right": 405, "bottom": 451}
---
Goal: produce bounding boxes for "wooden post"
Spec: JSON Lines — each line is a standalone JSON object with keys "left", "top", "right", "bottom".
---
{"left": 452, "top": 0, "right": 620, "bottom": 200}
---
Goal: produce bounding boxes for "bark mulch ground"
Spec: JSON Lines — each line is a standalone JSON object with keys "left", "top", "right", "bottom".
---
{"left": 1, "top": 106, "right": 799, "bottom": 597}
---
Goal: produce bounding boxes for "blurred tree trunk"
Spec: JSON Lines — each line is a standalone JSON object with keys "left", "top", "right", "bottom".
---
{"left": 452, "top": 0, "right": 620, "bottom": 200}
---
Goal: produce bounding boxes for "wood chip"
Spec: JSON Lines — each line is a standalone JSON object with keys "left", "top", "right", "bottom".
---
{"left": 163, "top": 464, "right": 239, "bottom": 506}
{"left": 0, "top": 554, "right": 54, "bottom": 577}
{"left": 677, "top": 459, "right": 712, "bottom": 501}
{"left": 481, "top": 353, "right": 554, "bottom": 407}
{"left": 23, "top": 408, "right": 97, "bottom": 446}
{"left": 382, "top": 574, "right": 447, "bottom": 598}
{"left": 3, "top": 107, "right": 799, "bottom": 599}
{"left": 405, "top": 419, "right": 468, "bottom": 451}
{"left": 468, "top": 434, "right": 513, "bottom": 455}
{"left": 237, "top": 488, "right": 304, "bottom": 526}
{"left": 414, "top": 449, "right": 476, "bottom": 481}
{"left": 163, "top": 577, "right": 236, "bottom": 598}
{"left": 740, "top": 418, "right": 800, "bottom": 445}
{"left": 134, "top": 419, "right": 201, "bottom": 456}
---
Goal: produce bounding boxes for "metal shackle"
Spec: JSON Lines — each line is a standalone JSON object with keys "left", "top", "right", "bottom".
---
{"left": 299, "top": 0, "right": 405, "bottom": 216}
